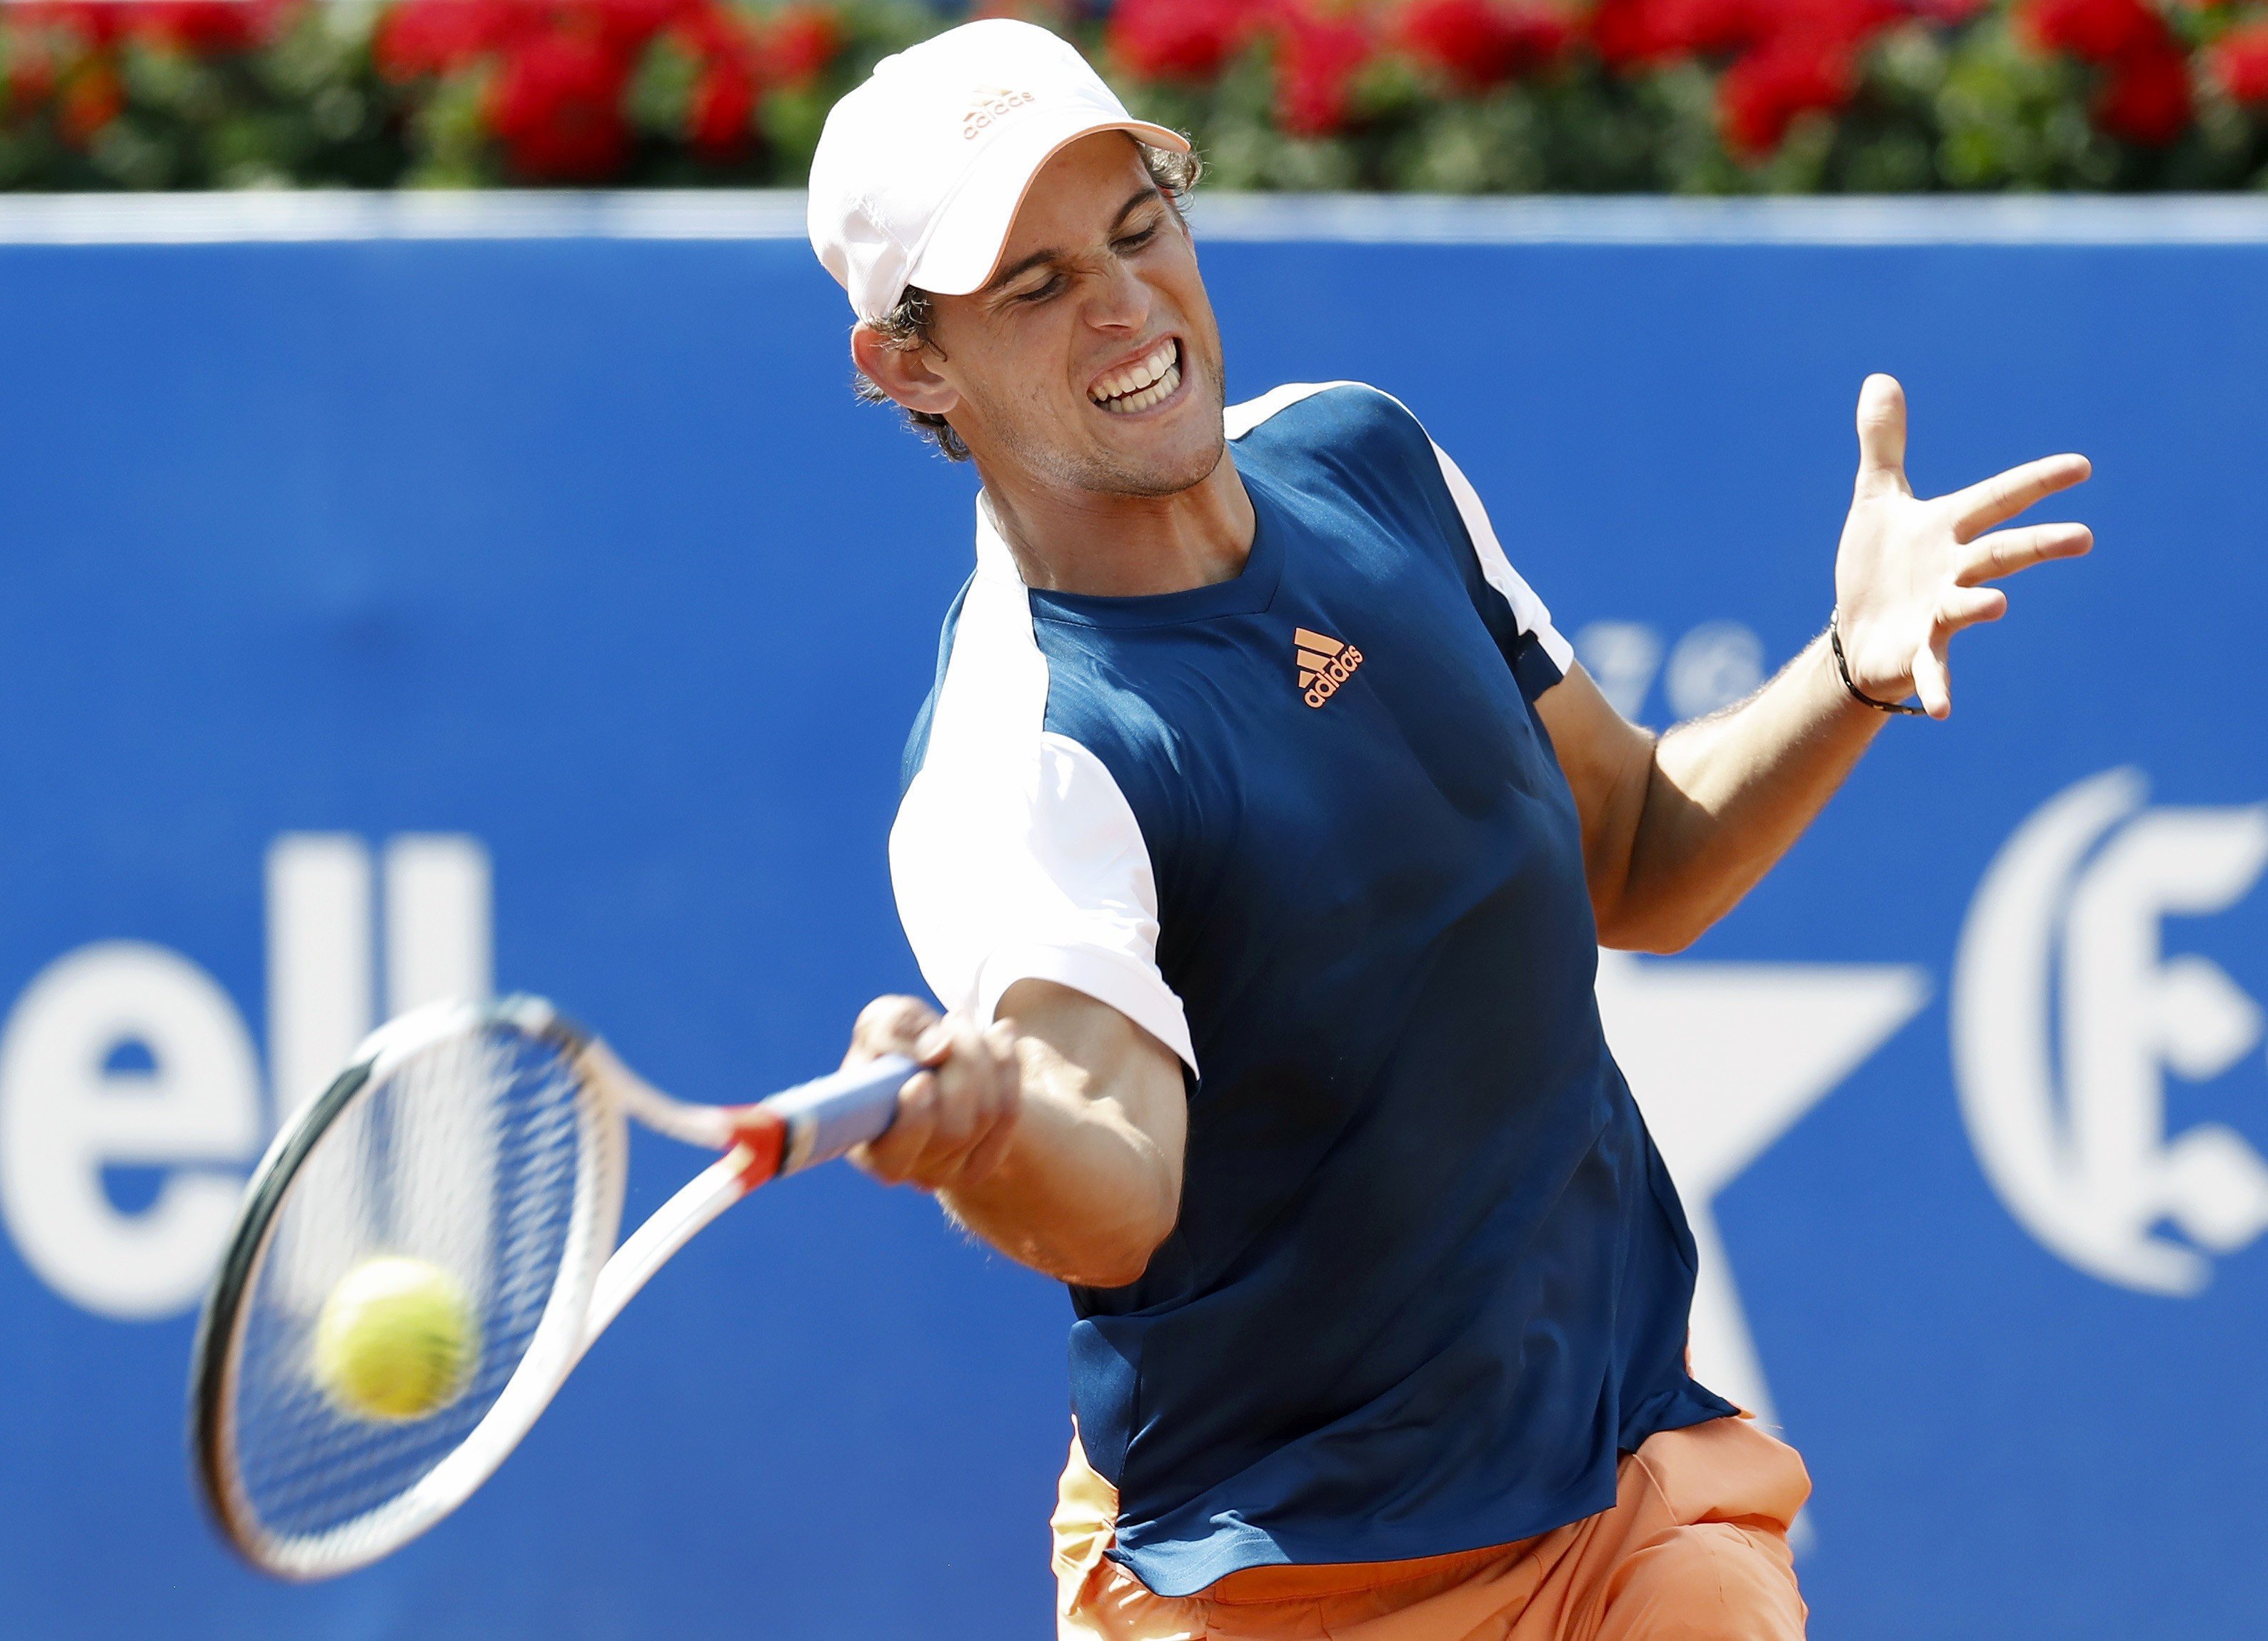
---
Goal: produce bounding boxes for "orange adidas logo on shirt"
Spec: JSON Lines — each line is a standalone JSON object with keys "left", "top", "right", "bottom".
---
{"left": 1296, "top": 627, "right": 1364, "bottom": 708}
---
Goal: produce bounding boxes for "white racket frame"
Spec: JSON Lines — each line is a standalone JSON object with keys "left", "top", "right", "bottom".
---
{"left": 194, "top": 995, "right": 910, "bottom": 1581}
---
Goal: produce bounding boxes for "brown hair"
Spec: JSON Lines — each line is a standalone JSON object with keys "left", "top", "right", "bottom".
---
{"left": 852, "top": 141, "right": 1203, "bottom": 463}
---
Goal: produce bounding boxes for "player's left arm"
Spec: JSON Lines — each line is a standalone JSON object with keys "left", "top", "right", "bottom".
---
{"left": 1537, "top": 373, "right": 2093, "bottom": 954}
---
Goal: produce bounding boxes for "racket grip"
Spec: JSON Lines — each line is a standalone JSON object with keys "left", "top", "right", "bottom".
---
{"left": 762, "top": 1053, "right": 915, "bottom": 1175}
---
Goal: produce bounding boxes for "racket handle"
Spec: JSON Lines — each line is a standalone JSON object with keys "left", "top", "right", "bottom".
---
{"left": 762, "top": 1053, "right": 914, "bottom": 1175}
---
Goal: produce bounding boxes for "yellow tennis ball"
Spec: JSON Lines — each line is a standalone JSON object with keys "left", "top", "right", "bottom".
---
{"left": 312, "top": 1256, "right": 479, "bottom": 1422}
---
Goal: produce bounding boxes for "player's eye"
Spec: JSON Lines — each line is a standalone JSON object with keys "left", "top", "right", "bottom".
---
{"left": 1013, "top": 273, "right": 1066, "bottom": 305}
{"left": 1114, "top": 222, "right": 1160, "bottom": 254}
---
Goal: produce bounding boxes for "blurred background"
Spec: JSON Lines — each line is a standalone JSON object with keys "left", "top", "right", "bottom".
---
{"left": 6, "top": 0, "right": 2268, "bottom": 190}
{"left": 1, "top": 2, "right": 2264, "bottom": 1639}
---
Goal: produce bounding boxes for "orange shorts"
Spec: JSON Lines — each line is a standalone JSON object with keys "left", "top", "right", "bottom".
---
{"left": 1053, "top": 1415, "right": 1811, "bottom": 1641}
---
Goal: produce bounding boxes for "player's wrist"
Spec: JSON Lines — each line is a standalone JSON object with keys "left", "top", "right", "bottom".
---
{"left": 1826, "top": 608, "right": 1924, "bottom": 718}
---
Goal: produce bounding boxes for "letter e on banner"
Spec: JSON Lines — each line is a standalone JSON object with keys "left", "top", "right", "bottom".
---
{"left": 1955, "top": 768, "right": 2268, "bottom": 1295}
{"left": 0, "top": 942, "right": 261, "bottom": 1318}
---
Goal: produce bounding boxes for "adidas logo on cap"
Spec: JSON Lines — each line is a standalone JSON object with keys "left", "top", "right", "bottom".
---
{"left": 1296, "top": 627, "right": 1363, "bottom": 708}
{"left": 962, "top": 85, "right": 1036, "bottom": 139}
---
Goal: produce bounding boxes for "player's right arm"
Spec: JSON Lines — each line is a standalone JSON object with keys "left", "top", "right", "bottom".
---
{"left": 841, "top": 981, "right": 1185, "bottom": 1288}
{"left": 1535, "top": 375, "right": 2089, "bottom": 954}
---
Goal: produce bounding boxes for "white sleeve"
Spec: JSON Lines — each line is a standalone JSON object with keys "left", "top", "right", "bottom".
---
{"left": 1429, "top": 440, "right": 1575, "bottom": 676}
{"left": 891, "top": 731, "right": 1196, "bottom": 1073}
{"left": 890, "top": 533, "right": 1196, "bottom": 1075}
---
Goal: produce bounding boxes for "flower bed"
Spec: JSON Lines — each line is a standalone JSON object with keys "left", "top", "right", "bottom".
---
{"left": 1, "top": 0, "right": 2265, "bottom": 190}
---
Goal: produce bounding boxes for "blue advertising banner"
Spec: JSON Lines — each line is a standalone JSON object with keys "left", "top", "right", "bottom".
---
{"left": 0, "top": 194, "right": 2259, "bottom": 1639}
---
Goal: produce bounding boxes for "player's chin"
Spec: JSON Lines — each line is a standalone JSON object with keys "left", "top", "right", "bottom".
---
{"left": 1084, "top": 383, "right": 1223, "bottom": 490}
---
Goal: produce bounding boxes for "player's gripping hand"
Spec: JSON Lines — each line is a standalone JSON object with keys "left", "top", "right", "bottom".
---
{"left": 1832, "top": 373, "right": 2093, "bottom": 719}
{"left": 841, "top": 996, "right": 1023, "bottom": 1193}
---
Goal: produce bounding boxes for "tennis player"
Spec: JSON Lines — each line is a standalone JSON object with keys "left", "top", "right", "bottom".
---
{"left": 808, "top": 21, "right": 2090, "bottom": 1639}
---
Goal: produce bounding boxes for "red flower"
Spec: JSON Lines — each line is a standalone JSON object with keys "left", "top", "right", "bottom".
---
{"left": 2018, "top": 0, "right": 2194, "bottom": 142}
{"left": 57, "top": 59, "right": 124, "bottom": 144}
{"left": 484, "top": 26, "right": 632, "bottom": 180}
{"left": 1718, "top": 31, "right": 1853, "bottom": 155}
{"left": 2208, "top": 21, "right": 2268, "bottom": 104}
{"left": 1591, "top": 0, "right": 1887, "bottom": 67}
{"left": 2094, "top": 44, "right": 2191, "bottom": 142}
{"left": 129, "top": 0, "right": 293, "bottom": 54}
{"left": 585, "top": 0, "right": 696, "bottom": 59}
{"left": 2019, "top": 0, "right": 2171, "bottom": 66}
{"left": 1588, "top": 0, "right": 1678, "bottom": 66}
{"left": 1657, "top": 0, "right": 1773, "bottom": 54}
{"left": 1275, "top": 4, "right": 1374, "bottom": 135}
{"left": 374, "top": 0, "right": 531, "bottom": 81}
{"left": 5, "top": 36, "right": 61, "bottom": 109}
{"left": 1400, "top": 0, "right": 1571, "bottom": 89}
{"left": 14, "top": 2, "right": 131, "bottom": 49}
{"left": 763, "top": 4, "right": 842, "bottom": 86}
{"left": 1108, "top": 0, "right": 1266, "bottom": 81}
{"left": 667, "top": 1, "right": 743, "bottom": 59}
{"left": 688, "top": 51, "right": 758, "bottom": 154}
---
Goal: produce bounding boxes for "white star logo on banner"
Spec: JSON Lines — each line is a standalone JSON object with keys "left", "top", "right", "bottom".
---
{"left": 1595, "top": 950, "right": 1930, "bottom": 1452}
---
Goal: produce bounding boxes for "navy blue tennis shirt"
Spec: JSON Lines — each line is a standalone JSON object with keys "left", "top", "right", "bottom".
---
{"left": 890, "top": 383, "right": 1733, "bottom": 1597}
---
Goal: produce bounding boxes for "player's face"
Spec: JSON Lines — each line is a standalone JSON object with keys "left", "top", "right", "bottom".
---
{"left": 923, "top": 132, "right": 1228, "bottom": 499}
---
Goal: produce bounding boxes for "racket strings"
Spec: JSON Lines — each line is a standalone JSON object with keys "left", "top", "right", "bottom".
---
{"left": 229, "top": 1023, "right": 595, "bottom": 1555}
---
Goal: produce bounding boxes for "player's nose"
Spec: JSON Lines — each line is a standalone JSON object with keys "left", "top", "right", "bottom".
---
{"left": 1082, "top": 256, "right": 1152, "bottom": 333}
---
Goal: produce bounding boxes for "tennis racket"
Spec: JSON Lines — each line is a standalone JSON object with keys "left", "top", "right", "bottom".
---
{"left": 188, "top": 992, "right": 912, "bottom": 1580}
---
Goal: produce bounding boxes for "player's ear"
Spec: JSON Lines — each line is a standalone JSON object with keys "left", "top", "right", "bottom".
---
{"left": 851, "top": 324, "right": 960, "bottom": 418}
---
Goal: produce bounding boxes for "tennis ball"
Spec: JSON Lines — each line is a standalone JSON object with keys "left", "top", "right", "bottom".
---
{"left": 312, "top": 1256, "right": 478, "bottom": 1422}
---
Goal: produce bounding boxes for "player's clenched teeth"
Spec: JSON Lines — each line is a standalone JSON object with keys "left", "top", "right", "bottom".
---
{"left": 1091, "top": 339, "right": 1181, "bottom": 414}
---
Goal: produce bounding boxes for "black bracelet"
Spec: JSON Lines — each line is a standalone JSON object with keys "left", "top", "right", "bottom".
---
{"left": 1829, "top": 611, "right": 1927, "bottom": 716}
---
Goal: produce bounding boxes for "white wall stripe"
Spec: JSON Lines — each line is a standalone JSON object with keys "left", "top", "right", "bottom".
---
{"left": 0, "top": 189, "right": 814, "bottom": 245}
{"left": 1, "top": 189, "right": 2267, "bottom": 246}
{"left": 1193, "top": 191, "right": 2268, "bottom": 245}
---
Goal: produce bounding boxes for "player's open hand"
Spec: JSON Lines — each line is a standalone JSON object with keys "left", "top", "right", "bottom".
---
{"left": 841, "top": 995, "right": 1023, "bottom": 1193}
{"left": 1832, "top": 374, "right": 2092, "bottom": 719}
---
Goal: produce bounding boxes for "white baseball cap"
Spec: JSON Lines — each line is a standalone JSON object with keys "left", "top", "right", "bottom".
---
{"left": 806, "top": 19, "right": 1188, "bottom": 322}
